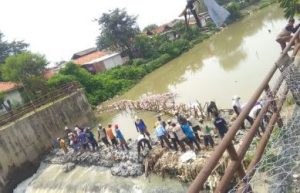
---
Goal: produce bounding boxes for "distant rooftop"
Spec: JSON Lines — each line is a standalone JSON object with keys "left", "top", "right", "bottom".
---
{"left": 71, "top": 47, "right": 98, "bottom": 60}
{"left": 0, "top": 82, "right": 22, "bottom": 93}
{"left": 85, "top": 53, "right": 120, "bottom": 65}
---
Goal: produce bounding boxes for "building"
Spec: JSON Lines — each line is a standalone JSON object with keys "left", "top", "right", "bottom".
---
{"left": 71, "top": 48, "right": 128, "bottom": 73}
{"left": 149, "top": 20, "right": 182, "bottom": 40}
{"left": 0, "top": 82, "right": 23, "bottom": 114}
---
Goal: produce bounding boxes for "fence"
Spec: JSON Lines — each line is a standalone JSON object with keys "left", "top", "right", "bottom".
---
{"left": 0, "top": 82, "right": 81, "bottom": 127}
{"left": 188, "top": 28, "right": 300, "bottom": 192}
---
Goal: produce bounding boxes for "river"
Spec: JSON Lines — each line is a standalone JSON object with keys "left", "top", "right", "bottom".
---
{"left": 98, "top": 4, "right": 285, "bottom": 139}
{"left": 15, "top": 4, "right": 286, "bottom": 193}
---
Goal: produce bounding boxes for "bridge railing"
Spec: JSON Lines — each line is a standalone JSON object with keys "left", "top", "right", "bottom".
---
{"left": 0, "top": 81, "right": 81, "bottom": 127}
{"left": 188, "top": 28, "right": 300, "bottom": 193}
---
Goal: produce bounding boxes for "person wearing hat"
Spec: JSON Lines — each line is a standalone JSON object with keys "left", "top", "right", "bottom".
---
{"left": 114, "top": 124, "right": 130, "bottom": 150}
{"left": 97, "top": 124, "right": 111, "bottom": 147}
{"left": 134, "top": 116, "right": 151, "bottom": 140}
{"left": 232, "top": 95, "right": 253, "bottom": 129}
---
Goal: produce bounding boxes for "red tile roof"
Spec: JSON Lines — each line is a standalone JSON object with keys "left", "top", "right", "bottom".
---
{"left": 73, "top": 51, "right": 107, "bottom": 65}
{"left": 0, "top": 82, "right": 22, "bottom": 93}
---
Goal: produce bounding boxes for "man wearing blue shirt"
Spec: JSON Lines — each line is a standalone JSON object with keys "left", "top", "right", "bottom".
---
{"left": 155, "top": 122, "right": 171, "bottom": 148}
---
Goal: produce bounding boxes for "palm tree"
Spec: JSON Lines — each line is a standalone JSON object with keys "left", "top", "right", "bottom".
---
{"left": 279, "top": 0, "right": 300, "bottom": 18}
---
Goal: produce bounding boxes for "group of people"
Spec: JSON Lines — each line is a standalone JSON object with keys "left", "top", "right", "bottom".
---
{"left": 150, "top": 110, "right": 230, "bottom": 153}
{"left": 57, "top": 124, "right": 131, "bottom": 154}
{"left": 57, "top": 95, "right": 269, "bottom": 158}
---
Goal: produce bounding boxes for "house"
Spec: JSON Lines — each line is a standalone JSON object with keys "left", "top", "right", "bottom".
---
{"left": 149, "top": 20, "right": 182, "bottom": 40}
{"left": 71, "top": 48, "right": 128, "bottom": 74}
{"left": 0, "top": 82, "right": 23, "bottom": 113}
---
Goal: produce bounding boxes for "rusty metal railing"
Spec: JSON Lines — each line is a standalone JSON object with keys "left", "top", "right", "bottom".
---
{"left": 0, "top": 81, "right": 81, "bottom": 127}
{"left": 188, "top": 28, "right": 300, "bottom": 193}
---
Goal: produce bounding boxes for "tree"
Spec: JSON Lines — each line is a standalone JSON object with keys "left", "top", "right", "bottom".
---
{"left": 132, "top": 34, "right": 158, "bottom": 59}
{"left": 143, "top": 24, "right": 158, "bottom": 32}
{"left": 0, "top": 31, "right": 28, "bottom": 64}
{"left": 279, "top": 0, "right": 300, "bottom": 18}
{"left": 96, "top": 8, "right": 140, "bottom": 59}
{"left": 1, "top": 52, "right": 48, "bottom": 98}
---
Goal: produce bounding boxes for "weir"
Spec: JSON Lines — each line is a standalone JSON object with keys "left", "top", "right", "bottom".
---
{"left": 188, "top": 29, "right": 300, "bottom": 192}
{"left": 0, "top": 86, "right": 96, "bottom": 193}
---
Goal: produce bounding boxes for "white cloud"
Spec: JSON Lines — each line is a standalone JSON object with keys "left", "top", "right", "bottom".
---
{"left": 0, "top": 0, "right": 186, "bottom": 63}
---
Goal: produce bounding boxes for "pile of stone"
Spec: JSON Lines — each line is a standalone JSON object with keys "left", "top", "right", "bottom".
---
{"left": 44, "top": 141, "right": 150, "bottom": 177}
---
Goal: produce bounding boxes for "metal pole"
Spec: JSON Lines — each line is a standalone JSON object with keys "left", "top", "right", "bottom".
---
{"left": 236, "top": 87, "right": 289, "bottom": 193}
{"left": 188, "top": 27, "right": 300, "bottom": 193}
{"left": 188, "top": 64, "right": 278, "bottom": 193}
{"left": 213, "top": 76, "right": 284, "bottom": 193}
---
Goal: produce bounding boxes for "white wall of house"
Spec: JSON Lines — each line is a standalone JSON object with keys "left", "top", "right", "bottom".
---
{"left": 103, "top": 54, "right": 126, "bottom": 70}
{"left": 5, "top": 90, "right": 23, "bottom": 106}
{"left": 0, "top": 90, "right": 23, "bottom": 114}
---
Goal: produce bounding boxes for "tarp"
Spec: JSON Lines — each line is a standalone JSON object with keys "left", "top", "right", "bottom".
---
{"left": 203, "top": 0, "right": 230, "bottom": 27}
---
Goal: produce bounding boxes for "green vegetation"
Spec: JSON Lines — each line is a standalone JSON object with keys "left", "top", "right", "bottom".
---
{"left": 0, "top": 31, "right": 28, "bottom": 80}
{"left": 49, "top": 19, "right": 216, "bottom": 106}
{"left": 1, "top": 52, "right": 48, "bottom": 101}
{"left": 278, "top": 0, "right": 300, "bottom": 18}
{"left": 96, "top": 8, "right": 139, "bottom": 59}
{"left": 0, "top": 0, "right": 278, "bottom": 108}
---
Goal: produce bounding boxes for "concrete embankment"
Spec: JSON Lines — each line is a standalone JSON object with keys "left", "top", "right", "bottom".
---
{"left": 0, "top": 89, "right": 96, "bottom": 193}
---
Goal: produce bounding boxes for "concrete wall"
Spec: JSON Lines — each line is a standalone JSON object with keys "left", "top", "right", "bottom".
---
{"left": 0, "top": 89, "right": 96, "bottom": 193}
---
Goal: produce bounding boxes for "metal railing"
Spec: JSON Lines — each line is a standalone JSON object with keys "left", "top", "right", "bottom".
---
{"left": 188, "top": 28, "right": 300, "bottom": 193}
{"left": 0, "top": 81, "right": 81, "bottom": 127}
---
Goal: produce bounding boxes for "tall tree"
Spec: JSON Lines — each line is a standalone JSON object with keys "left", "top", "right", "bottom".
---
{"left": 0, "top": 31, "right": 28, "bottom": 64}
{"left": 279, "top": 0, "right": 300, "bottom": 18}
{"left": 96, "top": 8, "right": 140, "bottom": 59}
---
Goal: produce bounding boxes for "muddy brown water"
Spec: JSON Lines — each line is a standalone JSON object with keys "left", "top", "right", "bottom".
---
{"left": 98, "top": 4, "right": 286, "bottom": 140}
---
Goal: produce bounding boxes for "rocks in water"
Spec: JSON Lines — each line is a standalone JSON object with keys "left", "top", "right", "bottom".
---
{"left": 62, "top": 163, "right": 76, "bottom": 173}
{"left": 43, "top": 140, "right": 147, "bottom": 177}
{"left": 111, "top": 161, "right": 143, "bottom": 177}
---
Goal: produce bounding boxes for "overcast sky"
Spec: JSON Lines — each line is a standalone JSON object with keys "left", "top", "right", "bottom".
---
{"left": 0, "top": 0, "right": 186, "bottom": 65}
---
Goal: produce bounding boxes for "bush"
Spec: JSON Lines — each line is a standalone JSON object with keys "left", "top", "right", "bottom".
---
{"left": 226, "top": 2, "right": 242, "bottom": 22}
